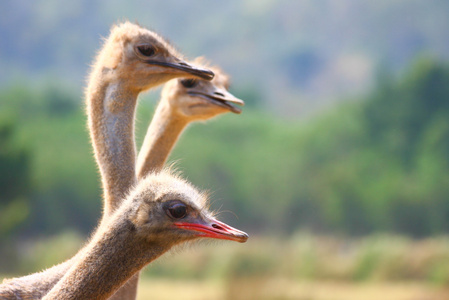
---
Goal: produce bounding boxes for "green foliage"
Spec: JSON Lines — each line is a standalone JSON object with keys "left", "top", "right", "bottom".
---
{"left": 0, "top": 116, "right": 31, "bottom": 239}
{"left": 0, "top": 85, "right": 100, "bottom": 236}
{"left": 0, "top": 59, "right": 448, "bottom": 244}
{"left": 168, "top": 59, "right": 449, "bottom": 237}
{"left": 0, "top": 199, "right": 29, "bottom": 238}
{"left": 18, "top": 231, "right": 83, "bottom": 274}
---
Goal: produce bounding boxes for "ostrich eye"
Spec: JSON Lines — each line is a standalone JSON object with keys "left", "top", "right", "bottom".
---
{"left": 137, "top": 45, "right": 156, "bottom": 57}
{"left": 180, "top": 79, "right": 198, "bottom": 88}
{"left": 167, "top": 203, "right": 187, "bottom": 219}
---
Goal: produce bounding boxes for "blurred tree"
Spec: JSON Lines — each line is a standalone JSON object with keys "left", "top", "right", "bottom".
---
{"left": 0, "top": 116, "right": 31, "bottom": 239}
{"left": 364, "top": 59, "right": 449, "bottom": 166}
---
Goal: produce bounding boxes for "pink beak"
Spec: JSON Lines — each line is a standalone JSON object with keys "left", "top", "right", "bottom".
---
{"left": 174, "top": 218, "right": 248, "bottom": 243}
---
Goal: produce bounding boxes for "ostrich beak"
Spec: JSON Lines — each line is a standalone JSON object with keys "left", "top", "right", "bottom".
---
{"left": 145, "top": 59, "right": 215, "bottom": 81}
{"left": 174, "top": 218, "right": 248, "bottom": 243}
{"left": 187, "top": 87, "right": 245, "bottom": 114}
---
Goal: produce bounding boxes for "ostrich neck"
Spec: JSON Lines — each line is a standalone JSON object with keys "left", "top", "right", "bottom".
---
{"left": 87, "top": 74, "right": 143, "bottom": 300}
{"left": 87, "top": 78, "right": 139, "bottom": 216}
{"left": 43, "top": 217, "right": 167, "bottom": 300}
{"left": 136, "top": 101, "right": 188, "bottom": 179}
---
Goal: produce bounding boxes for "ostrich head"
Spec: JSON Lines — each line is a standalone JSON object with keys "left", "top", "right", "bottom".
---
{"left": 161, "top": 58, "right": 244, "bottom": 120}
{"left": 91, "top": 22, "right": 214, "bottom": 91}
{"left": 122, "top": 170, "right": 248, "bottom": 248}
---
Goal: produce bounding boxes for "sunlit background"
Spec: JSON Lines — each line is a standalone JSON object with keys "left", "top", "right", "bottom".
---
{"left": 1, "top": 1, "right": 449, "bottom": 299}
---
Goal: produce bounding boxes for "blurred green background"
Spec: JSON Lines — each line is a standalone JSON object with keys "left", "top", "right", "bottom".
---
{"left": 1, "top": 1, "right": 449, "bottom": 299}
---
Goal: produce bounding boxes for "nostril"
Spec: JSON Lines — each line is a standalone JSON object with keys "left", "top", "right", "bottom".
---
{"left": 214, "top": 92, "right": 225, "bottom": 97}
{"left": 178, "top": 62, "right": 189, "bottom": 67}
{"left": 212, "top": 224, "right": 224, "bottom": 230}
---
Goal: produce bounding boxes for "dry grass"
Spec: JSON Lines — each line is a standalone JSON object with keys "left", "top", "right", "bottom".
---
{"left": 138, "top": 278, "right": 449, "bottom": 300}
{"left": 137, "top": 278, "right": 223, "bottom": 300}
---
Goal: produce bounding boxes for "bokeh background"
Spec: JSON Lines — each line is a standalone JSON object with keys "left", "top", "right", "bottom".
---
{"left": 1, "top": 1, "right": 449, "bottom": 299}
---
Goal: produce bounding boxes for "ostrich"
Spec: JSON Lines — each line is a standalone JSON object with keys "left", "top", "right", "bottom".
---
{"left": 25, "top": 171, "right": 248, "bottom": 300}
{"left": 136, "top": 59, "right": 244, "bottom": 178}
{"left": 0, "top": 21, "right": 217, "bottom": 299}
